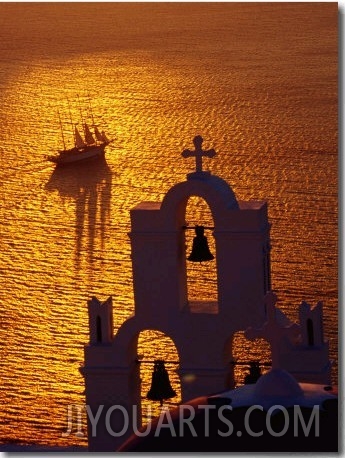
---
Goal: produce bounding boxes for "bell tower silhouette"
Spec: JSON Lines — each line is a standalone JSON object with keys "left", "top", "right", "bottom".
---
{"left": 81, "top": 136, "right": 271, "bottom": 451}
{"left": 130, "top": 135, "right": 271, "bottom": 325}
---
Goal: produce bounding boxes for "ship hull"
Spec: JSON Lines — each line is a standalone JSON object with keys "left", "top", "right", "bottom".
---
{"left": 48, "top": 143, "right": 107, "bottom": 166}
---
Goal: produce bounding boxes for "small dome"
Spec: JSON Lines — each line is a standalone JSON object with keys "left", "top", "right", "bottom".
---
{"left": 254, "top": 369, "right": 303, "bottom": 398}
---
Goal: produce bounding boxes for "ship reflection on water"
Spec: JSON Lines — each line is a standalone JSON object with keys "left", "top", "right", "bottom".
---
{"left": 45, "top": 158, "right": 113, "bottom": 273}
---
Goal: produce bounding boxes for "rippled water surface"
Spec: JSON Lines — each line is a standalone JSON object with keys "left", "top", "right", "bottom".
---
{"left": 0, "top": 3, "right": 337, "bottom": 447}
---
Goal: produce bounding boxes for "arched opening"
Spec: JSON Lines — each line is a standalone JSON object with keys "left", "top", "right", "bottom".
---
{"left": 96, "top": 315, "right": 102, "bottom": 342}
{"left": 231, "top": 331, "right": 271, "bottom": 386}
{"left": 137, "top": 330, "right": 181, "bottom": 424}
{"left": 185, "top": 196, "right": 218, "bottom": 313}
{"left": 307, "top": 318, "right": 314, "bottom": 346}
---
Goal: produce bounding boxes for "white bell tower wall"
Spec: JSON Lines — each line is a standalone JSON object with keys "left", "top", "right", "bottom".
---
{"left": 130, "top": 171, "right": 270, "bottom": 328}
{"left": 81, "top": 137, "right": 273, "bottom": 451}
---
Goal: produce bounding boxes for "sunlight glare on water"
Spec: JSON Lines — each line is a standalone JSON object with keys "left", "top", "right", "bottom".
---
{"left": 0, "top": 3, "right": 337, "bottom": 447}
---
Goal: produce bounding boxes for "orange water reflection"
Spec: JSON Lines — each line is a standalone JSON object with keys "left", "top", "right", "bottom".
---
{"left": 0, "top": 2, "right": 337, "bottom": 448}
{"left": 45, "top": 159, "right": 113, "bottom": 274}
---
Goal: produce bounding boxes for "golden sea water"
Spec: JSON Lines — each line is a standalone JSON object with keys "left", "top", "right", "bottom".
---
{"left": 0, "top": 3, "right": 337, "bottom": 447}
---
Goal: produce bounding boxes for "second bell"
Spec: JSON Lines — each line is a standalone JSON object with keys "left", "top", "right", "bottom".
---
{"left": 187, "top": 225, "right": 214, "bottom": 262}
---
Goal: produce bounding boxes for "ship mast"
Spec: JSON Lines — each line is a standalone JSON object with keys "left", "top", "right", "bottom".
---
{"left": 67, "top": 98, "right": 76, "bottom": 147}
{"left": 76, "top": 94, "right": 86, "bottom": 144}
{"left": 87, "top": 92, "right": 96, "bottom": 127}
{"left": 57, "top": 109, "right": 66, "bottom": 150}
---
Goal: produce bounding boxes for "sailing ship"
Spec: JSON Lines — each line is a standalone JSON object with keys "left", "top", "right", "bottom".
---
{"left": 47, "top": 102, "right": 112, "bottom": 166}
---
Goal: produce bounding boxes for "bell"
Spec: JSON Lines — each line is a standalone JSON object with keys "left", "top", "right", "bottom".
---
{"left": 187, "top": 225, "right": 214, "bottom": 262}
{"left": 147, "top": 360, "right": 177, "bottom": 406}
{"left": 244, "top": 361, "right": 262, "bottom": 385}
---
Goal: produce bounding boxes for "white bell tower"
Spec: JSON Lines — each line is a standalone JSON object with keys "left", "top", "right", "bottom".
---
{"left": 81, "top": 136, "right": 272, "bottom": 451}
{"left": 130, "top": 135, "right": 271, "bottom": 325}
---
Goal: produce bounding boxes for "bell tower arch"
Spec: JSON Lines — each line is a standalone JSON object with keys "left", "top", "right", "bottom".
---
{"left": 185, "top": 196, "right": 217, "bottom": 306}
{"left": 81, "top": 136, "right": 272, "bottom": 451}
{"left": 130, "top": 136, "right": 270, "bottom": 325}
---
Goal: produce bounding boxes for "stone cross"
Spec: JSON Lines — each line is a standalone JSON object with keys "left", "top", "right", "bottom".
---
{"left": 182, "top": 135, "right": 216, "bottom": 173}
{"left": 245, "top": 292, "right": 300, "bottom": 370}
